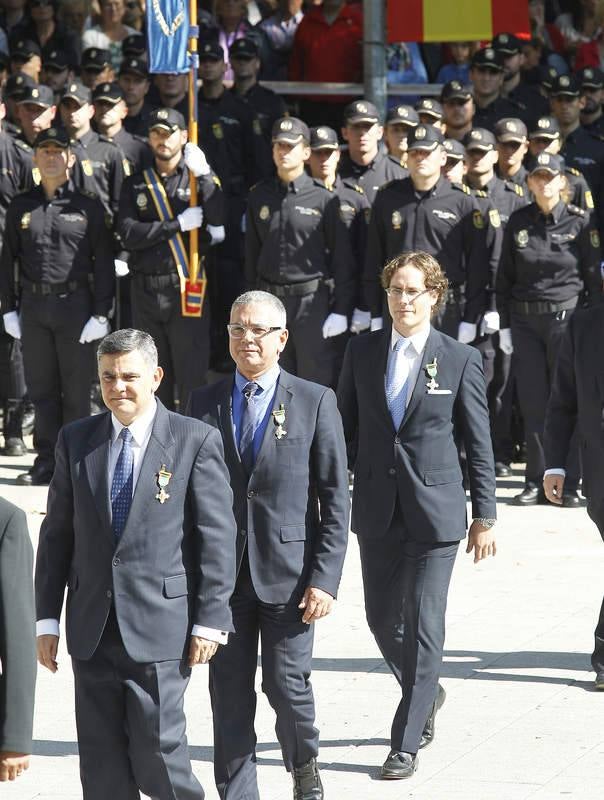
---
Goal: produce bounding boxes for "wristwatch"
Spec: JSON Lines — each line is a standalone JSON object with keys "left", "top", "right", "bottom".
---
{"left": 473, "top": 518, "right": 496, "bottom": 529}
{"left": 94, "top": 315, "right": 108, "bottom": 324}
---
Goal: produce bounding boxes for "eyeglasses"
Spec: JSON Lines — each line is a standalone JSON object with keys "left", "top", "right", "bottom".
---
{"left": 385, "top": 287, "right": 432, "bottom": 302}
{"left": 227, "top": 323, "right": 282, "bottom": 339}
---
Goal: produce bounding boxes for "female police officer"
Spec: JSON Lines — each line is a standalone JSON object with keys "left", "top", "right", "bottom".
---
{"left": 497, "top": 152, "right": 602, "bottom": 506}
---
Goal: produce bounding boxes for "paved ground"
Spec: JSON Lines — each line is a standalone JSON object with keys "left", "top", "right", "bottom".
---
{"left": 2, "top": 446, "right": 603, "bottom": 799}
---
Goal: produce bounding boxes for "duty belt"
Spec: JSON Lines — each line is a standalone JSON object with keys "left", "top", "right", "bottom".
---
{"left": 134, "top": 272, "right": 180, "bottom": 290}
{"left": 21, "top": 277, "right": 90, "bottom": 295}
{"left": 258, "top": 278, "right": 322, "bottom": 297}
{"left": 510, "top": 296, "right": 578, "bottom": 315}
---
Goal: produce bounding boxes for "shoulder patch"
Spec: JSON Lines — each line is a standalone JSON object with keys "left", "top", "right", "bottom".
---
{"left": 513, "top": 183, "right": 524, "bottom": 196}
{"left": 567, "top": 203, "right": 585, "bottom": 217}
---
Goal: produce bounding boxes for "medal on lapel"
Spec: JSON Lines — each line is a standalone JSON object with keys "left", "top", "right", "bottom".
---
{"left": 272, "top": 404, "right": 287, "bottom": 439}
{"left": 155, "top": 464, "right": 172, "bottom": 503}
{"left": 425, "top": 357, "right": 439, "bottom": 391}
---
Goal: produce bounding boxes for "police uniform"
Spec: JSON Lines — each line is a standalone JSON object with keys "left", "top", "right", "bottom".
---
{"left": 119, "top": 58, "right": 154, "bottom": 138}
{"left": 363, "top": 125, "right": 489, "bottom": 337}
{"left": 92, "top": 82, "right": 152, "bottom": 174}
{"left": 0, "top": 128, "right": 114, "bottom": 483}
{"left": 497, "top": 153, "right": 602, "bottom": 501}
{"left": 471, "top": 47, "right": 529, "bottom": 130}
{"left": 245, "top": 118, "right": 356, "bottom": 387}
{"left": 117, "top": 108, "right": 224, "bottom": 410}
{"left": 578, "top": 67, "right": 604, "bottom": 138}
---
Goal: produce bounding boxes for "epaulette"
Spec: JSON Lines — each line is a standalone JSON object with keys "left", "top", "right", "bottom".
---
{"left": 452, "top": 181, "right": 471, "bottom": 194}
{"left": 567, "top": 204, "right": 585, "bottom": 217}
{"left": 312, "top": 177, "right": 332, "bottom": 191}
{"left": 473, "top": 188, "right": 488, "bottom": 198}
{"left": 566, "top": 166, "right": 581, "bottom": 176}
{"left": 508, "top": 182, "right": 524, "bottom": 196}
{"left": 14, "top": 138, "right": 32, "bottom": 153}
{"left": 353, "top": 183, "right": 364, "bottom": 194}
{"left": 78, "top": 188, "right": 99, "bottom": 200}
{"left": 98, "top": 134, "right": 120, "bottom": 148}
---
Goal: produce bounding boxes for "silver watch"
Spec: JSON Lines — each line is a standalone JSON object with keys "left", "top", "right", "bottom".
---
{"left": 473, "top": 518, "right": 496, "bottom": 529}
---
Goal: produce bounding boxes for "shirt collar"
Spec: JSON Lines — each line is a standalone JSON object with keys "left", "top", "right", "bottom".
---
{"left": 235, "top": 364, "right": 280, "bottom": 395}
{"left": 111, "top": 398, "right": 157, "bottom": 447}
{"left": 390, "top": 323, "right": 431, "bottom": 356}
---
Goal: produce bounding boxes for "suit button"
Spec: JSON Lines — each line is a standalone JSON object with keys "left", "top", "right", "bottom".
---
{"left": 240, "top": 529, "right": 247, "bottom": 537}
{"left": 388, "top": 468, "right": 396, "bottom": 476}
{"left": 106, "top": 589, "right": 112, "bottom": 598}
{"left": 394, "top": 436, "right": 400, "bottom": 445}
{"left": 247, "top": 490, "right": 255, "bottom": 498}
{"left": 113, "top": 557, "right": 120, "bottom": 566}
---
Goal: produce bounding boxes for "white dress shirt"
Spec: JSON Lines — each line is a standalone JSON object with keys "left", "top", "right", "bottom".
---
{"left": 37, "top": 399, "right": 227, "bottom": 644}
{"left": 387, "top": 324, "right": 431, "bottom": 407}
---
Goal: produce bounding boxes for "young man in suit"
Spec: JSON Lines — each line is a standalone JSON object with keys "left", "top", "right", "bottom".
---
{"left": 337, "top": 251, "right": 497, "bottom": 779}
{"left": 0, "top": 498, "right": 36, "bottom": 782}
{"left": 35, "top": 328, "right": 237, "bottom": 799}
{"left": 187, "top": 290, "right": 349, "bottom": 800}
{"left": 543, "top": 305, "right": 604, "bottom": 690}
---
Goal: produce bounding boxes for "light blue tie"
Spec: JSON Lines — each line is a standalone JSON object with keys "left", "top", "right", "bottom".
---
{"left": 385, "top": 338, "right": 410, "bottom": 430}
{"left": 111, "top": 428, "right": 134, "bottom": 540}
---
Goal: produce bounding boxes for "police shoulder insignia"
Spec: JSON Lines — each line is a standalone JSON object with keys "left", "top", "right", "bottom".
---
{"left": 31, "top": 166, "right": 41, "bottom": 185}
{"left": 14, "top": 139, "right": 32, "bottom": 153}
{"left": 567, "top": 166, "right": 580, "bottom": 176}
{"left": 473, "top": 210, "right": 485, "bottom": 229}
{"left": 391, "top": 210, "right": 402, "bottom": 230}
{"left": 489, "top": 208, "right": 501, "bottom": 228}
{"left": 122, "top": 158, "right": 131, "bottom": 176}
{"left": 452, "top": 182, "right": 470, "bottom": 194}
{"left": 259, "top": 205, "right": 270, "bottom": 220}
{"left": 212, "top": 122, "right": 224, "bottom": 139}
{"left": 353, "top": 183, "right": 364, "bottom": 194}
{"left": 82, "top": 159, "right": 94, "bottom": 176}
{"left": 20, "top": 211, "right": 31, "bottom": 229}
{"left": 212, "top": 175, "right": 222, "bottom": 187}
{"left": 568, "top": 204, "right": 585, "bottom": 217}
{"left": 514, "top": 184, "right": 524, "bottom": 196}
{"left": 136, "top": 191, "right": 148, "bottom": 208}
{"left": 585, "top": 190, "right": 594, "bottom": 209}
{"left": 516, "top": 229, "right": 529, "bottom": 246}
{"left": 474, "top": 189, "right": 487, "bottom": 198}
{"left": 591, "top": 230, "right": 600, "bottom": 248}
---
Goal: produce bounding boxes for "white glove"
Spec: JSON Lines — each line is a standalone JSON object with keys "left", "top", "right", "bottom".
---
{"left": 322, "top": 312, "right": 348, "bottom": 339}
{"left": 3, "top": 311, "right": 21, "bottom": 339}
{"left": 207, "top": 224, "right": 225, "bottom": 245}
{"left": 499, "top": 328, "right": 513, "bottom": 354}
{"left": 457, "top": 322, "right": 477, "bottom": 344}
{"left": 183, "top": 142, "right": 210, "bottom": 177}
{"left": 79, "top": 316, "right": 110, "bottom": 344}
{"left": 349, "top": 308, "right": 371, "bottom": 334}
{"left": 481, "top": 310, "right": 500, "bottom": 335}
{"left": 178, "top": 206, "right": 203, "bottom": 232}
{"left": 370, "top": 317, "right": 383, "bottom": 331}
{"left": 114, "top": 258, "right": 130, "bottom": 277}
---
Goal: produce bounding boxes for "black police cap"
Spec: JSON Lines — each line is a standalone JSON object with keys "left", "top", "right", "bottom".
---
{"left": 471, "top": 47, "right": 504, "bottom": 71}
{"left": 443, "top": 138, "right": 465, "bottom": 160}
{"left": 4, "top": 72, "right": 36, "bottom": 99}
{"left": 309, "top": 126, "right": 339, "bottom": 150}
{"left": 343, "top": 100, "right": 380, "bottom": 125}
{"left": 34, "top": 126, "right": 70, "bottom": 149}
{"left": 92, "top": 82, "right": 124, "bottom": 104}
{"left": 527, "top": 152, "right": 563, "bottom": 175}
{"left": 440, "top": 80, "right": 473, "bottom": 103}
{"left": 528, "top": 116, "right": 561, "bottom": 140}
{"left": 122, "top": 34, "right": 146, "bottom": 58}
{"left": 494, "top": 118, "right": 527, "bottom": 142}
{"left": 415, "top": 97, "right": 443, "bottom": 120}
{"left": 406, "top": 124, "right": 444, "bottom": 150}
{"left": 463, "top": 128, "right": 496, "bottom": 151}
{"left": 148, "top": 107, "right": 186, "bottom": 133}
{"left": 492, "top": 32, "right": 522, "bottom": 55}
{"left": 199, "top": 40, "right": 224, "bottom": 61}
{"left": 43, "top": 49, "right": 69, "bottom": 70}
{"left": 229, "top": 38, "right": 258, "bottom": 59}
{"left": 577, "top": 66, "right": 604, "bottom": 89}
{"left": 385, "top": 104, "right": 419, "bottom": 126}
{"left": 18, "top": 84, "right": 54, "bottom": 108}
{"left": 550, "top": 74, "right": 580, "bottom": 96}
{"left": 119, "top": 57, "right": 149, "bottom": 78}
{"left": 81, "top": 47, "right": 111, "bottom": 71}
{"left": 271, "top": 116, "right": 310, "bottom": 144}
{"left": 537, "top": 64, "right": 560, "bottom": 89}
{"left": 61, "top": 80, "right": 91, "bottom": 106}
{"left": 10, "top": 39, "right": 41, "bottom": 60}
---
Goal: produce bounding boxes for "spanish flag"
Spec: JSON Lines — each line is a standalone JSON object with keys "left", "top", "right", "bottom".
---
{"left": 388, "top": 0, "right": 529, "bottom": 43}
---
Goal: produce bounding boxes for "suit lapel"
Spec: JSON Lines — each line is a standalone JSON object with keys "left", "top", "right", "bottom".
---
{"left": 83, "top": 413, "right": 113, "bottom": 539}
{"left": 376, "top": 332, "right": 394, "bottom": 425}
{"left": 251, "top": 371, "right": 293, "bottom": 475}
{"left": 400, "top": 327, "right": 441, "bottom": 429}
{"left": 217, "top": 377, "right": 245, "bottom": 475}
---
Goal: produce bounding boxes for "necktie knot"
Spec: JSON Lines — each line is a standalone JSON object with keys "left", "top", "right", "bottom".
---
{"left": 120, "top": 427, "right": 133, "bottom": 443}
{"left": 243, "top": 382, "right": 259, "bottom": 402}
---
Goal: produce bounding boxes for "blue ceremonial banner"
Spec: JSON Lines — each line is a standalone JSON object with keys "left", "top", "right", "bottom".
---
{"left": 147, "top": 0, "right": 190, "bottom": 74}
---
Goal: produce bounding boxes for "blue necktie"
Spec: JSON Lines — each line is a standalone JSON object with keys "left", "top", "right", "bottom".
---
{"left": 239, "top": 382, "right": 260, "bottom": 473}
{"left": 111, "top": 428, "right": 134, "bottom": 540}
{"left": 385, "top": 339, "right": 410, "bottom": 431}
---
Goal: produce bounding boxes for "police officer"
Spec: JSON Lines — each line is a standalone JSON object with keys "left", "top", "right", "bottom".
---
{"left": 0, "top": 126, "right": 114, "bottom": 485}
{"left": 92, "top": 81, "right": 151, "bottom": 173}
{"left": 15, "top": 83, "right": 56, "bottom": 148}
{"left": 493, "top": 32, "right": 549, "bottom": 119}
{"left": 117, "top": 108, "right": 224, "bottom": 410}
{"left": 363, "top": 124, "right": 488, "bottom": 340}
{"left": 578, "top": 67, "right": 604, "bottom": 137}
{"left": 441, "top": 80, "right": 474, "bottom": 142}
{"left": 119, "top": 57, "right": 153, "bottom": 137}
{"left": 442, "top": 138, "right": 466, "bottom": 184}
{"left": 3, "top": 72, "right": 35, "bottom": 139}
{"left": 245, "top": 117, "right": 356, "bottom": 387}
{"left": 339, "top": 100, "right": 406, "bottom": 204}
{"left": 469, "top": 47, "right": 527, "bottom": 131}
{"left": 80, "top": 47, "right": 114, "bottom": 90}
{"left": 383, "top": 104, "right": 418, "bottom": 169}
{"left": 497, "top": 152, "right": 602, "bottom": 506}
{"left": 41, "top": 49, "right": 73, "bottom": 101}
{"left": 495, "top": 118, "right": 529, "bottom": 189}
{"left": 415, "top": 97, "right": 445, "bottom": 132}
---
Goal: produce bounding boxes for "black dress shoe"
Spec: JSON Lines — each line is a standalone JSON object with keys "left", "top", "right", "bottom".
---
{"left": 495, "top": 461, "right": 511, "bottom": 477}
{"left": 595, "top": 672, "right": 604, "bottom": 690}
{"left": 292, "top": 757, "right": 323, "bottom": 800}
{"left": 561, "top": 490, "right": 581, "bottom": 508}
{"left": 16, "top": 464, "right": 53, "bottom": 486}
{"left": 381, "top": 750, "right": 418, "bottom": 780}
{"left": 2, "top": 437, "right": 27, "bottom": 457}
{"left": 419, "top": 683, "right": 446, "bottom": 748}
{"left": 513, "top": 487, "right": 547, "bottom": 506}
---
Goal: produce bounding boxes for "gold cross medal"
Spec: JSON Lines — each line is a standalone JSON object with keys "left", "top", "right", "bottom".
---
{"left": 425, "top": 357, "right": 439, "bottom": 392}
{"left": 155, "top": 464, "right": 172, "bottom": 504}
{"left": 272, "top": 404, "right": 287, "bottom": 439}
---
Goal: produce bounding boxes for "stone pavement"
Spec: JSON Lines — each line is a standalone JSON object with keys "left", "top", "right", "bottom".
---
{"left": 2, "top": 448, "right": 603, "bottom": 800}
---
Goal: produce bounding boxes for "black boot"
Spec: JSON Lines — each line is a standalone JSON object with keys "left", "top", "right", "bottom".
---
{"left": 3, "top": 399, "right": 26, "bottom": 456}
{"left": 292, "top": 757, "right": 323, "bottom": 800}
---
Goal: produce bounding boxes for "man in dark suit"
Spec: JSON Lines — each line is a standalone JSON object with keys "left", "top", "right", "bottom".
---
{"left": 0, "top": 498, "right": 36, "bottom": 782}
{"left": 543, "top": 305, "right": 604, "bottom": 690}
{"left": 188, "top": 290, "right": 349, "bottom": 800}
{"left": 35, "top": 328, "right": 237, "bottom": 799}
{"left": 337, "top": 251, "right": 497, "bottom": 779}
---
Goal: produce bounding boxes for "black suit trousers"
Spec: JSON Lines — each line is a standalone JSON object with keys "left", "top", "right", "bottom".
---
{"left": 72, "top": 609, "right": 202, "bottom": 800}
{"left": 358, "top": 509, "right": 458, "bottom": 754}
{"left": 209, "top": 552, "right": 318, "bottom": 799}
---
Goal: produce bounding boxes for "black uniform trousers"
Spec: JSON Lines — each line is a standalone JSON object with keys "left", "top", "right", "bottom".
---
{"left": 358, "top": 504, "right": 458, "bottom": 755}
{"left": 131, "top": 274, "right": 210, "bottom": 412}
{"left": 586, "top": 504, "right": 604, "bottom": 675}
{"left": 20, "top": 288, "right": 92, "bottom": 471}
{"left": 511, "top": 309, "right": 580, "bottom": 489}
{"left": 0, "top": 330, "right": 26, "bottom": 439}
{"left": 209, "top": 550, "right": 319, "bottom": 800}
{"left": 72, "top": 608, "right": 202, "bottom": 800}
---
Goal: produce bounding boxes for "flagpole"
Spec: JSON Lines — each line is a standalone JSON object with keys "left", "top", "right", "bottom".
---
{"left": 187, "top": 0, "right": 199, "bottom": 285}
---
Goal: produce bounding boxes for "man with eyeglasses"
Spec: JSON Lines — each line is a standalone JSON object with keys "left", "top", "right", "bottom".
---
{"left": 187, "top": 289, "right": 349, "bottom": 800}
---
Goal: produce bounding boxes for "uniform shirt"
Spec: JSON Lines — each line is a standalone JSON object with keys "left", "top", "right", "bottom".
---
{"left": 505, "top": 81, "right": 549, "bottom": 121}
{"left": 230, "top": 82, "right": 286, "bottom": 147}
{"left": 70, "top": 128, "right": 128, "bottom": 224}
{"left": 496, "top": 200, "right": 602, "bottom": 328}
{"left": 363, "top": 176, "right": 488, "bottom": 322}
{"left": 245, "top": 170, "right": 356, "bottom": 316}
{"left": 108, "top": 127, "right": 153, "bottom": 174}
{"left": 473, "top": 96, "right": 529, "bottom": 132}
{"left": 582, "top": 114, "right": 604, "bottom": 138}
{"left": 332, "top": 174, "right": 370, "bottom": 307}
{"left": 0, "top": 180, "right": 114, "bottom": 315}
{"left": 499, "top": 163, "right": 528, "bottom": 192}
{"left": 232, "top": 364, "right": 280, "bottom": 462}
{"left": 0, "top": 131, "right": 34, "bottom": 230}
{"left": 338, "top": 150, "right": 407, "bottom": 205}
{"left": 560, "top": 126, "right": 604, "bottom": 211}
{"left": 117, "top": 156, "right": 224, "bottom": 276}
{"left": 123, "top": 101, "right": 155, "bottom": 138}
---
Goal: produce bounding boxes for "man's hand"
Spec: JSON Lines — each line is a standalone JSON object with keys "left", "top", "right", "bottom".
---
{"left": 466, "top": 521, "right": 497, "bottom": 563}
{"left": 0, "top": 752, "right": 30, "bottom": 781}
{"left": 543, "top": 473, "right": 565, "bottom": 505}
{"left": 298, "top": 587, "right": 334, "bottom": 624}
{"left": 37, "top": 634, "right": 59, "bottom": 673}
{"left": 188, "top": 635, "right": 218, "bottom": 666}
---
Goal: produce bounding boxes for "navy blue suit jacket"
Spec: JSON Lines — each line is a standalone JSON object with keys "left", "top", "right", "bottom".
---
{"left": 337, "top": 327, "right": 496, "bottom": 542}
{"left": 35, "top": 400, "right": 237, "bottom": 662}
{"left": 187, "top": 369, "right": 350, "bottom": 605}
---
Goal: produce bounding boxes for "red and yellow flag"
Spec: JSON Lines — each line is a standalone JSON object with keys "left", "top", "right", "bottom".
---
{"left": 388, "top": 0, "right": 530, "bottom": 43}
